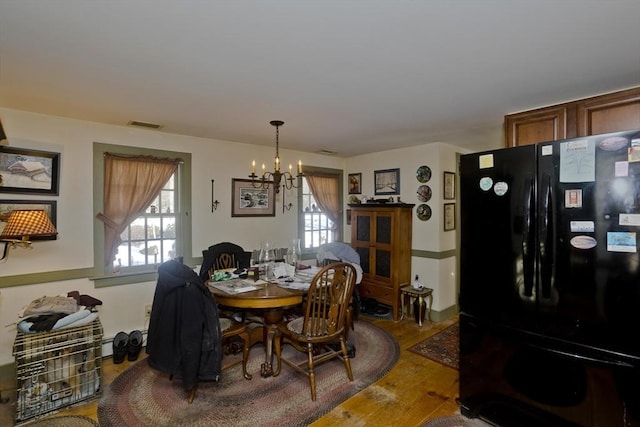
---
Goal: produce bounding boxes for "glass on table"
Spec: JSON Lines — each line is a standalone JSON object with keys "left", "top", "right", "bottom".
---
{"left": 259, "top": 241, "right": 276, "bottom": 280}
{"left": 286, "top": 238, "right": 301, "bottom": 271}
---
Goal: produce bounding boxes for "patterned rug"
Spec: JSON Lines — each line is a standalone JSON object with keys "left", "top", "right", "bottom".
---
{"left": 98, "top": 320, "right": 399, "bottom": 427}
{"left": 408, "top": 322, "right": 459, "bottom": 369}
{"left": 20, "top": 415, "right": 99, "bottom": 427}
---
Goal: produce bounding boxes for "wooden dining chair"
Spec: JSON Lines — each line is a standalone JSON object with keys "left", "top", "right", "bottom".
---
{"left": 272, "top": 262, "right": 357, "bottom": 400}
{"left": 184, "top": 317, "right": 252, "bottom": 404}
{"left": 316, "top": 242, "right": 363, "bottom": 336}
{"left": 200, "top": 242, "right": 251, "bottom": 281}
{"left": 219, "top": 318, "right": 252, "bottom": 379}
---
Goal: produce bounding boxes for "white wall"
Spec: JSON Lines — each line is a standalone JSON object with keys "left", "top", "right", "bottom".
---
{"left": 0, "top": 107, "right": 475, "bottom": 366}
{"left": 0, "top": 108, "right": 344, "bottom": 366}
{"left": 344, "top": 142, "right": 471, "bottom": 315}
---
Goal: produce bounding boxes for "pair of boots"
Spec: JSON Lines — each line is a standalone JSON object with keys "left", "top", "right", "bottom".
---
{"left": 113, "top": 330, "right": 143, "bottom": 364}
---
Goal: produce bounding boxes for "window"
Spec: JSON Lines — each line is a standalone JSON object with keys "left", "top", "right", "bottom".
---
{"left": 297, "top": 167, "right": 343, "bottom": 251}
{"left": 114, "top": 173, "right": 177, "bottom": 270}
{"left": 93, "top": 143, "right": 192, "bottom": 287}
{"left": 301, "top": 178, "right": 335, "bottom": 248}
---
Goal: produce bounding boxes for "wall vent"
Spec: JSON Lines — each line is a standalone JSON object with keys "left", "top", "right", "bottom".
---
{"left": 127, "top": 120, "right": 162, "bottom": 129}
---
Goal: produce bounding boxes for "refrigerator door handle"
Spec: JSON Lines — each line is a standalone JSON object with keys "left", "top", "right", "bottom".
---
{"left": 531, "top": 344, "right": 635, "bottom": 368}
{"left": 522, "top": 176, "right": 535, "bottom": 297}
{"left": 540, "top": 174, "right": 554, "bottom": 299}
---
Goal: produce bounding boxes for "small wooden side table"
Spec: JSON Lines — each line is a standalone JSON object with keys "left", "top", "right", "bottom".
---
{"left": 400, "top": 285, "right": 433, "bottom": 326}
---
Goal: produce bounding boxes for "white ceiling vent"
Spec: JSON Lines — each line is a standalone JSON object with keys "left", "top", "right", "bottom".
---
{"left": 127, "top": 120, "right": 162, "bottom": 129}
{"left": 318, "top": 149, "right": 337, "bottom": 155}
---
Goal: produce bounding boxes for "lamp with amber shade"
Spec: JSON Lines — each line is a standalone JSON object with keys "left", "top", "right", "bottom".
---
{"left": 0, "top": 210, "right": 58, "bottom": 262}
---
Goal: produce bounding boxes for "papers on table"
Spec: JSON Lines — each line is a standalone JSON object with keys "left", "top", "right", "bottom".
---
{"left": 272, "top": 263, "right": 295, "bottom": 279}
{"left": 294, "top": 265, "right": 320, "bottom": 281}
{"left": 276, "top": 279, "right": 311, "bottom": 290}
{"left": 275, "top": 266, "right": 321, "bottom": 291}
{"left": 209, "top": 279, "right": 265, "bottom": 294}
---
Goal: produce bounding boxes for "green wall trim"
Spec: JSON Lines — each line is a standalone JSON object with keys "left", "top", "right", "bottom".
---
{"left": 0, "top": 267, "right": 95, "bottom": 288}
{"left": 0, "top": 249, "right": 453, "bottom": 288}
{"left": 412, "top": 249, "right": 456, "bottom": 260}
{"left": 93, "top": 271, "right": 159, "bottom": 288}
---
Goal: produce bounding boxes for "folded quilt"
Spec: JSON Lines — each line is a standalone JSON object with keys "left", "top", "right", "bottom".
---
{"left": 20, "top": 295, "right": 78, "bottom": 317}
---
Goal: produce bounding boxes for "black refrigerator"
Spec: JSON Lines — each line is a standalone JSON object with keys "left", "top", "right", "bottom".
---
{"left": 459, "top": 129, "right": 640, "bottom": 427}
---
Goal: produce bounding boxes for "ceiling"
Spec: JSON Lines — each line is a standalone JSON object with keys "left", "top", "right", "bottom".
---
{"left": 1, "top": 1, "right": 639, "bottom": 157}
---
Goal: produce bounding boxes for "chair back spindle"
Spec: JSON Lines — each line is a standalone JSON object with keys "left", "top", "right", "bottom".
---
{"left": 302, "top": 264, "right": 355, "bottom": 338}
{"left": 274, "top": 262, "right": 357, "bottom": 400}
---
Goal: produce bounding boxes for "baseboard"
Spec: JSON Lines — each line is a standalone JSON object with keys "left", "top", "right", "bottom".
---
{"left": 430, "top": 304, "right": 459, "bottom": 323}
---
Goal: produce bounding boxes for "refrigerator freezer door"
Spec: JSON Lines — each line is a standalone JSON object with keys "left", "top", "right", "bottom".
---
{"left": 460, "top": 145, "right": 538, "bottom": 330}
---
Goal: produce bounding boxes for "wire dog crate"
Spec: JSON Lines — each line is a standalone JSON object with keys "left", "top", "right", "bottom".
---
{"left": 12, "top": 318, "right": 103, "bottom": 424}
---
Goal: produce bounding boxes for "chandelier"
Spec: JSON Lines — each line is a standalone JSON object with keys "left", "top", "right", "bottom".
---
{"left": 249, "top": 120, "right": 303, "bottom": 193}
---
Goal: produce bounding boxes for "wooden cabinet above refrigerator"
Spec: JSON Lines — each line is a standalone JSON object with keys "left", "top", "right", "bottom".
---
{"left": 504, "top": 86, "right": 640, "bottom": 147}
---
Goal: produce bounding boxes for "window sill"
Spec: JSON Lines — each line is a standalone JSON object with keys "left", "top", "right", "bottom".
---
{"left": 91, "top": 270, "right": 158, "bottom": 288}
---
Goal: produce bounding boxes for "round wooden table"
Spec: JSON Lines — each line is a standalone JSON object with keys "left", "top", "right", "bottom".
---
{"left": 209, "top": 282, "right": 305, "bottom": 377}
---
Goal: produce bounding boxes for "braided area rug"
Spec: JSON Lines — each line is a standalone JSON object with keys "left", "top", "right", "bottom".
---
{"left": 20, "top": 415, "right": 99, "bottom": 427}
{"left": 98, "top": 320, "right": 399, "bottom": 427}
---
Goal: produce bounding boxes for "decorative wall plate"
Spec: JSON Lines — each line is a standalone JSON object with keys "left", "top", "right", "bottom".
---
{"left": 416, "top": 185, "right": 432, "bottom": 202}
{"left": 417, "top": 204, "right": 432, "bottom": 221}
{"left": 416, "top": 165, "right": 431, "bottom": 183}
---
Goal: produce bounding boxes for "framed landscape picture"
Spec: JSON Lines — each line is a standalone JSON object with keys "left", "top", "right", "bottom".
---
{"left": 231, "top": 178, "right": 275, "bottom": 217}
{"left": 374, "top": 168, "right": 400, "bottom": 195}
{"left": 0, "top": 199, "right": 57, "bottom": 240}
{"left": 0, "top": 147, "right": 60, "bottom": 195}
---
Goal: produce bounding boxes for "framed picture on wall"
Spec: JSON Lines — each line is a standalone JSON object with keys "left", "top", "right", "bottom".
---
{"left": 348, "top": 173, "right": 362, "bottom": 194}
{"left": 374, "top": 168, "right": 400, "bottom": 195}
{"left": 443, "top": 171, "right": 456, "bottom": 200}
{"left": 444, "top": 203, "right": 456, "bottom": 231}
{"left": 231, "top": 178, "right": 276, "bottom": 217}
{"left": 0, "top": 147, "right": 60, "bottom": 195}
{"left": 0, "top": 199, "right": 57, "bottom": 240}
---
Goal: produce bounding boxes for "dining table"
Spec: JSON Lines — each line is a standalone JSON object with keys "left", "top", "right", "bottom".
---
{"left": 207, "top": 267, "right": 318, "bottom": 377}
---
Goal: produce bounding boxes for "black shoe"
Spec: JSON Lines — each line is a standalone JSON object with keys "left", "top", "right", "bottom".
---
{"left": 113, "top": 332, "right": 129, "bottom": 364}
{"left": 128, "top": 330, "right": 143, "bottom": 361}
{"left": 327, "top": 341, "right": 356, "bottom": 358}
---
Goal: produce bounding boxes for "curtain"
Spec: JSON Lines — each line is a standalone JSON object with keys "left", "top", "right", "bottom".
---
{"left": 96, "top": 153, "right": 180, "bottom": 268}
{"left": 306, "top": 173, "right": 341, "bottom": 240}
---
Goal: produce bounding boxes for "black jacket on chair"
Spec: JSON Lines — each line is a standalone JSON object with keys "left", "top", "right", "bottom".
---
{"left": 147, "top": 260, "right": 222, "bottom": 391}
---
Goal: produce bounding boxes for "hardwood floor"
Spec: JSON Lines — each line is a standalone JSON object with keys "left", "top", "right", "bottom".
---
{"left": 0, "top": 314, "right": 460, "bottom": 426}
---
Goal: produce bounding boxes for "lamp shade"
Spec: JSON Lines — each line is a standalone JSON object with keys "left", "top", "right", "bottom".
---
{"left": 0, "top": 210, "right": 58, "bottom": 239}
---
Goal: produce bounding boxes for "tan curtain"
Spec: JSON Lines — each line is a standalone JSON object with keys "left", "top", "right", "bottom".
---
{"left": 96, "top": 153, "right": 180, "bottom": 268}
{"left": 306, "top": 173, "right": 341, "bottom": 240}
